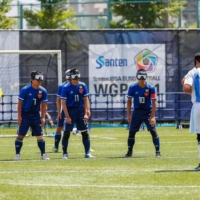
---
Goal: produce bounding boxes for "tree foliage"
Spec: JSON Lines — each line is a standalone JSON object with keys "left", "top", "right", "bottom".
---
{"left": 110, "top": 0, "right": 186, "bottom": 28}
{"left": 23, "top": 0, "right": 77, "bottom": 29}
{"left": 0, "top": 0, "right": 17, "bottom": 29}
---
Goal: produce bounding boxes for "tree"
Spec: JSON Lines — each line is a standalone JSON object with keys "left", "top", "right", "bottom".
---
{"left": 0, "top": 0, "right": 17, "bottom": 29}
{"left": 110, "top": 0, "right": 186, "bottom": 28}
{"left": 23, "top": 0, "right": 77, "bottom": 29}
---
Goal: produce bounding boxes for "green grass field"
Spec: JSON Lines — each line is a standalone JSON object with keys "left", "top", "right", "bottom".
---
{"left": 0, "top": 127, "right": 200, "bottom": 200}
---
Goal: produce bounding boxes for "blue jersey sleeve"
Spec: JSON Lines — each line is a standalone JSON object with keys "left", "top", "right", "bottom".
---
{"left": 41, "top": 88, "right": 48, "bottom": 102}
{"left": 18, "top": 87, "right": 26, "bottom": 101}
{"left": 127, "top": 84, "right": 134, "bottom": 98}
{"left": 82, "top": 83, "right": 89, "bottom": 97}
{"left": 61, "top": 84, "right": 67, "bottom": 100}
{"left": 57, "top": 84, "right": 62, "bottom": 97}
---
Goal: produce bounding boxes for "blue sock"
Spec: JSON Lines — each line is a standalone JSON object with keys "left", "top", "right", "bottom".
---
{"left": 37, "top": 139, "right": 45, "bottom": 155}
{"left": 15, "top": 138, "right": 23, "bottom": 154}
{"left": 62, "top": 139, "right": 68, "bottom": 155}
{"left": 54, "top": 133, "right": 61, "bottom": 149}
{"left": 82, "top": 139, "right": 90, "bottom": 154}
{"left": 153, "top": 136, "right": 160, "bottom": 152}
{"left": 128, "top": 138, "right": 135, "bottom": 152}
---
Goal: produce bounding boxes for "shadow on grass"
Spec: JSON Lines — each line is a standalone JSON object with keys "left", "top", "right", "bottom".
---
{"left": 155, "top": 169, "right": 200, "bottom": 173}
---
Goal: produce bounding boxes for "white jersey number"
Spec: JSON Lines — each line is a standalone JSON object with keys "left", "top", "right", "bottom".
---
{"left": 75, "top": 95, "right": 79, "bottom": 102}
{"left": 139, "top": 97, "right": 145, "bottom": 103}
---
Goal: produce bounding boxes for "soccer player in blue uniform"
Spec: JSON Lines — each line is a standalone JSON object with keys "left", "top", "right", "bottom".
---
{"left": 14, "top": 71, "right": 50, "bottom": 160}
{"left": 61, "top": 68, "right": 94, "bottom": 159}
{"left": 125, "top": 69, "right": 161, "bottom": 158}
{"left": 52, "top": 69, "right": 71, "bottom": 152}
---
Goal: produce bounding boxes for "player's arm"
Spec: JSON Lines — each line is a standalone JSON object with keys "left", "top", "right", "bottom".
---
{"left": 85, "top": 96, "right": 91, "bottom": 116}
{"left": 61, "top": 99, "right": 71, "bottom": 124}
{"left": 17, "top": 99, "right": 23, "bottom": 126}
{"left": 149, "top": 99, "right": 157, "bottom": 125}
{"left": 40, "top": 102, "right": 47, "bottom": 126}
{"left": 183, "top": 84, "right": 192, "bottom": 95}
{"left": 56, "top": 96, "right": 61, "bottom": 120}
{"left": 127, "top": 98, "right": 132, "bottom": 123}
{"left": 83, "top": 96, "right": 90, "bottom": 121}
{"left": 181, "top": 77, "right": 185, "bottom": 85}
{"left": 182, "top": 72, "right": 192, "bottom": 95}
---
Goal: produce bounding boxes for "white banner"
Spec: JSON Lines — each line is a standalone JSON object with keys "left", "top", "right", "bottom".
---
{"left": 89, "top": 44, "right": 166, "bottom": 108}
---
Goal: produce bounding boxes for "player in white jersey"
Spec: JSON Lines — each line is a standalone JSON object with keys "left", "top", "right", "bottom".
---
{"left": 182, "top": 53, "right": 200, "bottom": 170}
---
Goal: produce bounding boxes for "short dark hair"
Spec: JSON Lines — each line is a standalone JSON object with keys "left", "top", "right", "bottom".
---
{"left": 31, "top": 71, "right": 43, "bottom": 79}
{"left": 70, "top": 68, "right": 80, "bottom": 75}
{"left": 194, "top": 53, "right": 200, "bottom": 66}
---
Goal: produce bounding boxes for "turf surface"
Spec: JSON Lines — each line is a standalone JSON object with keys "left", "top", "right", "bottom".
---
{"left": 0, "top": 127, "right": 199, "bottom": 200}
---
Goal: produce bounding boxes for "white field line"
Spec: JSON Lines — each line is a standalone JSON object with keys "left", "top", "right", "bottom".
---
{"left": 0, "top": 181, "right": 199, "bottom": 188}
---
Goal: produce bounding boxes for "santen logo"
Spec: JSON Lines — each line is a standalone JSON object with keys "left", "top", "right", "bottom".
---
{"left": 135, "top": 49, "right": 158, "bottom": 72}
{"left": 96, "top": 56, "right": 128, "bottom": 69}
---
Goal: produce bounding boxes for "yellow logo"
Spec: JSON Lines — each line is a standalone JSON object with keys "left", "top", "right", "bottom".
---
{"left": 0, "top": 88, "right": 2, "bottom": 98}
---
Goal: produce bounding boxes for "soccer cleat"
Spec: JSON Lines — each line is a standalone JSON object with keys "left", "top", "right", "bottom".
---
{"left": 52, "top": 147, "right": 58, "bottom": 153}
{"left": 124, "top": 151, "right": 132, "bottom": 157}
{"left": 14, "top": 154, "right": 20, "bottom": 161}
{"left": 156, "top": 151, "right": 161, "bottom": 158}
{"left": 195, "top": 163, "right": 200, "bottom": 170}
{"left": 41, "top": 154, "right": 50, "bottom": 160}
{"left": 62, "top": 154, "right": 68, "bottom": 159}
{"left": 85, "top": 154, "right": 95, "bottom": 158}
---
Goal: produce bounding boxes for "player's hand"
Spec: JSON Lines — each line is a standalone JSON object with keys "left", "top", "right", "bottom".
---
{"left": 66, "top": 117, "right": 72, "bottom": 124}
{"left": 18, "top": 116, "right": 22, "bottom": 126}
{"left": 57, "top": 113, "right": 61, "bottom": 121}
{"left": 127, "top": 115, "right": 132, "bottom": 123}
{"left": 41, "top": 117, "right": 45, "bottom": 127}
{"left": 149, "top": 117, "right": 156, "bottom": 126}
{"left": 86, "top": 110, "right": 91, "bottom": 118}
{"left": 84, "top": 114, "right": 89, "bottom": 122}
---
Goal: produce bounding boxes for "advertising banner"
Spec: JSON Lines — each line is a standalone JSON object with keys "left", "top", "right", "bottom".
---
{"left": 89, "top": 44, "right": 166, "bottom": 108}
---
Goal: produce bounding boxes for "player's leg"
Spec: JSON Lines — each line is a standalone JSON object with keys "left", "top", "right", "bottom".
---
{"left": 76, "top": 107, "right": 94, "bottom": 158}
{"left": 125, "top": 110, "right": 142, "bottom": 157}
{"left": 76, "top": 123, "right": 95, "bottom": 152}
{"left": 31, "top": 113, "right": 50, "bottom": 160}
{"left": 191, "top": 104, "right": 200, "bottom": 170}
{"left": 143, "top": 110, "right": 161, "bottom": 157}
{"left": 52, "top": 111, "right": 65, "bottom": 152}
{"left": 62, "top": 108, "right": 75, "bottom": 158}
{"left": 61, "top": 130, "right": 70, "bottom": 159}
{"left": 14, "top": 112, "right": 29, "bottom": 160}
{"left": 195, "top": 134, "right": 200, "bottom": 170}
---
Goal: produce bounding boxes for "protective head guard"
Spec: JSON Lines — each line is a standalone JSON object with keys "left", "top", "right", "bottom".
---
{"left": 65, "top": 69, "right": 71, "bottom": 80}
{"left": 70, "top": 68, "right": 80, "bottom": 80}
{"left": 136, "top": 70, "right": 147, "bottom": 80}
{"left": 31, "top": 71, "right": 44, "bottom": 81}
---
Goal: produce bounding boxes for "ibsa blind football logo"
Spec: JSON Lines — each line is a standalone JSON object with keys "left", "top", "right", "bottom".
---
{"left": 135, "top": 49, "right": 158, "bottom": 72}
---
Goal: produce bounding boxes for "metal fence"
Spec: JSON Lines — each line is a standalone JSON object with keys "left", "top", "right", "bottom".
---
{"left": 4, "top": 0, "right": 200, "bottom": 29}
{"left": 0, "top": 92, "right": 192, "bottom": 124}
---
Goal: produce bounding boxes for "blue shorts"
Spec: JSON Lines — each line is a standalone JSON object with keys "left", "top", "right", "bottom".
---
{"left": 129, "top": 109, "right": 156, "bottom": 132}
{"left": 57, "top": 110, "right": 65, "bottom": 127}
{"left": 63, "top": 107, "right": 88, "bottom": 132}
{"left": 18, "top": 111, "right": 42, "bottom": 136}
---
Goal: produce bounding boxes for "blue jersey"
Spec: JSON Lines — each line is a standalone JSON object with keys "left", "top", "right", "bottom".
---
{"left": 57, "top": 81, "right": 68, "bottom": 97}
{"left": 127, "top": 82, "right": 156, "bottom": 109}
{"left": 18, "top": 84, "right": 48, "bottom": 113}
{"left": 61, "top": 81, "right": 89, "bottom": 107}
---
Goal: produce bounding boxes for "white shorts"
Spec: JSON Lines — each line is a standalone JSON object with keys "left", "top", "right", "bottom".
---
{"left": 190, "top": 103, "right": 200, "bottom": 133}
